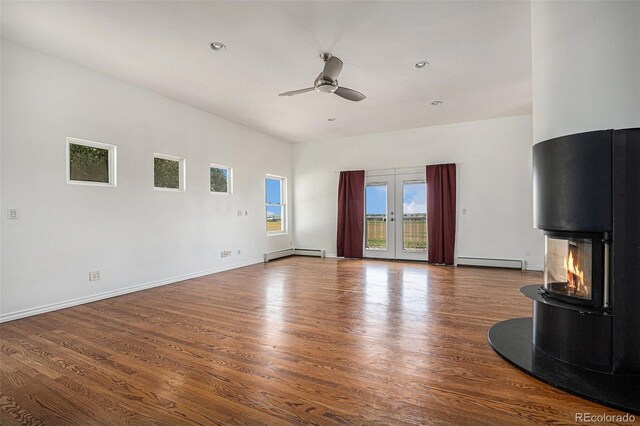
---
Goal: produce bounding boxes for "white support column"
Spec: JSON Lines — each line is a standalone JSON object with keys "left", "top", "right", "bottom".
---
{"left": 531, "top": 1, "right": 640, "bottom": 143}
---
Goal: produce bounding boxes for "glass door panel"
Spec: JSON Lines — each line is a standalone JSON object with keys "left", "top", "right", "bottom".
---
{"left": 395, "top": 174, "right": 428, "bottom": 261}
{"left": 402, "top": 182, "right": 427, "bottom": 250}
{"left": 365, "top": 184, "right": 387, "bottom": 249}
{"left": 365, "top": 177, "right": 395, "bottom": 259}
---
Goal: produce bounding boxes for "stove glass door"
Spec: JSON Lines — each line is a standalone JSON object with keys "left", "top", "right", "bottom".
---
{"left": 544, "top": 235, "right": 593, "bottom": 300}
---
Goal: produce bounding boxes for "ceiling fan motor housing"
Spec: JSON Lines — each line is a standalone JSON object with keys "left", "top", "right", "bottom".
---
{"left": 315, "top": 79, "right": 338, "bottom": 93}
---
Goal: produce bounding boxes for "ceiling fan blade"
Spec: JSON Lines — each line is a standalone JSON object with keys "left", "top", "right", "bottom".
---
{"left": 322, "top": 56, "right": 343, "bottom": 81}
{"left": 278, "top": 87, "right": 315, "bottom": 97}
{"left": 334, "top": 87, "right": 366, "bottom": 102}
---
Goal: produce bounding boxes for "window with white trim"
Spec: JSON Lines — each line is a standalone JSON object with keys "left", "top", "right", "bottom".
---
{"left": 154, "top": 153, "right": 185, "bottom": 191}
{"left": 210, "top": 164, "right": 232, "bottom": 194}
{"left": 265, "top": 175, "right": 286, "bottom": 234}
{"left": 66, "top": 137, "right": 116, "bottom": 186}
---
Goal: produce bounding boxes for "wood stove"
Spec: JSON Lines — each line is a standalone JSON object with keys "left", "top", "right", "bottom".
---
{"left": 488, "top": 128, "right": 640, "bottom": 414}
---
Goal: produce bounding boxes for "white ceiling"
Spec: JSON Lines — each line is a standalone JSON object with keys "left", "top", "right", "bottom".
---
{"left": 1, "top": 1, "right": 532, "bottom": 143}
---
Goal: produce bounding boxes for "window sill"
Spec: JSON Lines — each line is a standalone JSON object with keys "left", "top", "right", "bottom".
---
{"left": 267, "top": 232, "right": 288, "bottom": 237}
{"left": 67, "top": 180, "right": 115, "bottom": 187}
{"left": 154, "top": 187, "right": 185, "bottom": 192}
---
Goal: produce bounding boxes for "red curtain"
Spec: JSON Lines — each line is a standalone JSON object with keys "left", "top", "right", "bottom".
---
{"left": 426, "top": 164, "right": 456, "bottom": 265}
{"left": 337, "top": 170, "right": 365, "bottom": 258}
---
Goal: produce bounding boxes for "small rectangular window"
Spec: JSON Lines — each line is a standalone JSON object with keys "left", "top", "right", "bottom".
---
{"left": 266, "top": 175, "right": 286, "bottom": 235}
{"left": 154, "top": 153, "right": 185, "bottom": 191}
{"left": 66, "top": 137, "right": 116, "bottom": 186}
{"left": 210, "top": 164, "right": 232, "bottom": 194}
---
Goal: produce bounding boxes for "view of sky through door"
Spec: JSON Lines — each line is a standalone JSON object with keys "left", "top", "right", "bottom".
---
{"left": 367, "top": 182, "right": 425, "bottom": 214}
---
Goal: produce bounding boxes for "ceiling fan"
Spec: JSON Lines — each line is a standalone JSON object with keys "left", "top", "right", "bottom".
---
{"left": 278, "top": 53, "right": 366, "bottom": 102}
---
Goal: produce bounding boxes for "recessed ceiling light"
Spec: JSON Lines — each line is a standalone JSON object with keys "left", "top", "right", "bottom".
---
{"left": 328, "top": 118, "right": 336, "bottom": 122}
{"left": 210, "top": 42, "right": 227, "bottom": 52}
{"left": 414, "top": 61, "right": 429, "bottom": 69}
{"left": 431, "top": 100, "right": 443, "bottom": 106}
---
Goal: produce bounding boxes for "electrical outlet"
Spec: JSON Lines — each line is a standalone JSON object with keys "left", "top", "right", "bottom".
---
{"left": 8, "top": 209, "right": 18, "bottom": 220}
{"left": 89, "top": 270, "right": 101, "bottom": 281}
{"left": 221, "top": 250, "right": 232, "bottom": 258}
{"left": 237, "top": 210, "right": 242, "bottom": 216}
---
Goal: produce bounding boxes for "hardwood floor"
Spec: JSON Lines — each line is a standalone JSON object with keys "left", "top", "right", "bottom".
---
{"left": 0, "top": 257, "right": 633, "bottom": 425}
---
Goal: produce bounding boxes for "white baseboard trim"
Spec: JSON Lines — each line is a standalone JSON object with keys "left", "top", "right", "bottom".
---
{"left": 0, "top": 258, "right": 264, "bottom": 323}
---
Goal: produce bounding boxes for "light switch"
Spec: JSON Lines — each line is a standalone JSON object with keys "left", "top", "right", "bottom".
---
{"left": 8, "top": 209, "right": 18, "bottom": 220}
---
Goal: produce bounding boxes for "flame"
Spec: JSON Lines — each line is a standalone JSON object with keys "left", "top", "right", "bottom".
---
{"left": 563, "top": 250, "right": 587, "bottom": 296}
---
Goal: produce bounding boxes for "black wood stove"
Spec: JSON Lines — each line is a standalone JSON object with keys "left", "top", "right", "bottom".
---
{"left": 488, "top": 128, "right": 640, "bottom": 414}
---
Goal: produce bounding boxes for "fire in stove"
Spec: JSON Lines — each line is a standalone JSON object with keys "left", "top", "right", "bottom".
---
{"left": 563, "top": 249, "right": 588, "bottom": 297}
{"left": 544, "top": 233, "right": 595, "bottom": 302}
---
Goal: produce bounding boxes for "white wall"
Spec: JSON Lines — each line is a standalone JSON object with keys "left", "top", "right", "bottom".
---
{"left": 292, "top": 115, "right": 544, "bottom": 270}
{"left": 531, "top": 1, "right": 640, "bottom": 143}
{"left": 1, "top": 40, "right": 547, "bottom": 321}
{"left": 0, "top": 41, "right": 293, "bottom": 321}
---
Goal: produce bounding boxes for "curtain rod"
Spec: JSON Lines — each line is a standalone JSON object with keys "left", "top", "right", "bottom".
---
{"left": 333, "top": 166, "right": 421, "bottom": 174}
{"left": 333, "top": 163, "right": 456, "bottom": 174}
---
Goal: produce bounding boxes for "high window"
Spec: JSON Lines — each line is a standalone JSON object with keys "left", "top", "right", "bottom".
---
{"left": 154, "top": 153, "right": 185, "bottom": 191}
{"left": 66, "top": 137, "right": 116, "bottom": 186}
{"left": 266, "top": 175, "right": 286, "bottom": 234}
{"left": 210, "top": 164, "right": 232, "bottom": 194}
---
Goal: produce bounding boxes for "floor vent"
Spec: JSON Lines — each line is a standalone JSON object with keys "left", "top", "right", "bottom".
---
{"left": 263, "top": 248, "right": 325, "bottom": 262}
{"left": 457, "top": 257, "right": 524, "bottom": 270}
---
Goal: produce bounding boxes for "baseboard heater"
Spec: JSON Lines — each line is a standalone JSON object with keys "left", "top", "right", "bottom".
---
{"left": 293, "top": 248, "right": 325, "bottom": 257}
{"left": 457, "top": 256, "right": 524, "bottom": 270}
{"left": 263, "top": 248, "right": 325, "bottom": 262}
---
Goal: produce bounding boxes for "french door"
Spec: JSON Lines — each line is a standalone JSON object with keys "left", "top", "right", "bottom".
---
{"left": 364, "top": 173, "right": 427, "bottom": 261}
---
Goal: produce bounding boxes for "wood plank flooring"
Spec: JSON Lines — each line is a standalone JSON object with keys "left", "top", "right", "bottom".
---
{"left": 0, "top": 257, "right": 634, "bottom": 425}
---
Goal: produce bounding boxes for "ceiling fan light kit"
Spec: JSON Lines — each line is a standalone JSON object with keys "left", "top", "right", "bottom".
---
{"left": 315, "top": 80, "right": 337, "bottom": 93}
{"left": 278, "top": 53, "right": 366, "bottom": 102}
